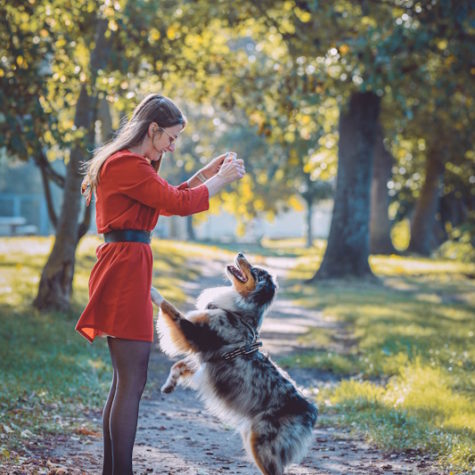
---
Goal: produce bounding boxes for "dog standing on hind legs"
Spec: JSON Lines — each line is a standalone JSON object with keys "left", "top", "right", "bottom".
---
{"left": 151, "top": 253, "right": 318, "bottom": 475}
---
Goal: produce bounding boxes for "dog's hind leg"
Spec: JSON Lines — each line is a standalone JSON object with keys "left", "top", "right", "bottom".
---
{"left": 248, "top": 430, "right": 284, "bottom": 475}
{"left": 161, "top": 358, "right": 196, "bottom": 393}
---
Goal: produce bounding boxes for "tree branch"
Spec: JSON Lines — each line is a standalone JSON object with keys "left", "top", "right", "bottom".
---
{"left": 32, "top": 150, "right": 66, "bottom": 188}
{"left": 37, "top": 150, "right": 58, "bottom": 229}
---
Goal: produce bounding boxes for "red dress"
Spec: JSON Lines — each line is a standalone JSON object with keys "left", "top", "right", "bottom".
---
{"left": 75, "top": 150, "right": 209, "bottom": 343}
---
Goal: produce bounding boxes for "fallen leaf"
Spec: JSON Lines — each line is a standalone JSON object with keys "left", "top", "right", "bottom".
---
{"left": 74, "top": 427, "right": 100, "bottom": 437}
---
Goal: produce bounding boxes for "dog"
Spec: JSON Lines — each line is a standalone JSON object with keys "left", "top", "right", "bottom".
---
{"left": 150, "top": 252, "right": 317, "bottom": 475}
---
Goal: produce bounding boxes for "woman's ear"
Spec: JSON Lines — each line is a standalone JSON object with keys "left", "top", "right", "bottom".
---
{"left": 148, "top": 122, "right": 159, "bottom": 137}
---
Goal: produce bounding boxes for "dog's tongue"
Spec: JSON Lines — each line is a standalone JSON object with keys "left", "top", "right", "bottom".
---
{"left": 228, "top": 265, "right": 247, "bottom": 283}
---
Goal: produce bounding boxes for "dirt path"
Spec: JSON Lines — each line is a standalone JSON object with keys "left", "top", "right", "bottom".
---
{"left": 11, "top": 255, "right": 445, "bottom": 475}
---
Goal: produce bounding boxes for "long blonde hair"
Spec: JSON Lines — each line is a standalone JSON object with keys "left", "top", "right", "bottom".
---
{"left": 81, "top": 94, "right": 186, "bottom": 205}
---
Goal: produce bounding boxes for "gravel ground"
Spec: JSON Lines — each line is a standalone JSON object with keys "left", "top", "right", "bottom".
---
{"left": 4, "top": 254, "right": 446, "bottom": 475}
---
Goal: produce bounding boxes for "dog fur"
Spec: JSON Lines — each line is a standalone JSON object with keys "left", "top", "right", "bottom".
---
{"left": 151, "top": 253, "right": 317, "bottom": 475}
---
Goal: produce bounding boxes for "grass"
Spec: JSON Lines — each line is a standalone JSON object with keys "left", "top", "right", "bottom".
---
{"left": 281, "top": 242, "right": 475, "bottom": 474}
{"left": 1, "top": 235, "right": 474, "bottom": 472}
{"left": 0, "top": 236, "right": 233, "bottom": 462}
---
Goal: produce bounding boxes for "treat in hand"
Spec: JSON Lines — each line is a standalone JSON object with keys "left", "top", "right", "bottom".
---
{"left": 218, "top": 152, "right": 245, "bottom": 184}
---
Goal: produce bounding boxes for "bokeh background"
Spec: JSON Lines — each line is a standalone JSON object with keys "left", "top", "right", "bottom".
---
{"left": 0, "top": 1, "right": 474, "bottom": 473}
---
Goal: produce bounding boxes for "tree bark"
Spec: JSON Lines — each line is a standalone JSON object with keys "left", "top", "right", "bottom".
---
{"left": 169, "top": 216, "right": 180, "bottom": 239}
{"left": 312, "top": 91, "right": 380, "bottom": 280}
{"left": 37, "top": 150, "right": 58, "bottom": 229}
{"left": 408, "top": 150, "right": 445, "bottom": 256}
{"left": 186, "top": 215, "right": 196, "bottom": 241}
{"left": 33, "top": 86, "right": 92, "bottom": 310}
{"left": 98, "top": 97, "right": 114, "bottom": 142}
{"left": 369, "top": 124, "right": 396, "bottom": 254}
{"left": 77, "top": 198, "right": 92, "bottom": 242}
{"left": 304, "top": 196, "right": 313, "bottom": 248}
{"left": 34, "top": 19, "right": 110, "bottom": 311}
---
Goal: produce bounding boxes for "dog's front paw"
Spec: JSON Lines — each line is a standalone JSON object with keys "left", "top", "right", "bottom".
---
{"left": 161, "top": 382, "right": 176, "bottom": 394}
{"left": 151, "top": 287, "right": 164, "bottom": 306}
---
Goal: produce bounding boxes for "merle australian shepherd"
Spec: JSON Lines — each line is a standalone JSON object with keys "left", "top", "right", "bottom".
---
{"left": 150, "top": 252, "right": 317, "bottom": 475}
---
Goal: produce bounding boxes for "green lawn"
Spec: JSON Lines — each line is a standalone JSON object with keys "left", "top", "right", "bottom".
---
{"left": 1, "top": 236, "right": 473, "bottom": 473}
{"left": 0, "top": 236, "right": 234, "bottom": 460}
{"left": 280, "top": 243, "right": 475, "bottom": 474}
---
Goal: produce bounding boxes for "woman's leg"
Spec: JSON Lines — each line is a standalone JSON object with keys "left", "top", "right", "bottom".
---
{"left": 103, "top": 341, "right": 118, "bottom": 475}
{"left": 107, "top": 337, "right": 152, "bottom": 475}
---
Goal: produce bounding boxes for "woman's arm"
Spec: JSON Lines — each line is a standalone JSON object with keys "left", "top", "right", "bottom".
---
{"left": 187, "top": 152, "right": 243, "bottom": 188}
{"left": 202, "top": 154, "right": 246, "bottom": 197}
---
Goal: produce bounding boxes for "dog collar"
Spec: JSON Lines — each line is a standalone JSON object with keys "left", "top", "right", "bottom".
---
{"left": 221, "top": 340, "right": 263, "bottom": 361}
{"left": 206, "top": 303, "right": 262, "bottom": 361}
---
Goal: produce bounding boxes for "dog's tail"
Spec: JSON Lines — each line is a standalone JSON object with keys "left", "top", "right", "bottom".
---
{"left": 151, "top": 287, "right": 164, "bottom": 306}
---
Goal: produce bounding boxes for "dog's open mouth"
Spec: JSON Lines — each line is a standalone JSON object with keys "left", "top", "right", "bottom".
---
{"left": 227, "top": 263, "right": 248, "bottom": 283}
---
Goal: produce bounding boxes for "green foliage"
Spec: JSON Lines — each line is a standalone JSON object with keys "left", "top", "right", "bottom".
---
{"left": 219, "top": 0, "right": 474, "bottom": 244}
{"left": 435, "top": 217, "right": 475, "bottom": 263}
{"left": 3, "top": 0, "right": 473, "bottom": 246}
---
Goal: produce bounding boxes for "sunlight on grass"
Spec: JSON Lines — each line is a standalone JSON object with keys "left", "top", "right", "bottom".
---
{"left": 0, "top": 235, "right": 228, "bottom": 458}
{"left": 1, "top": 236, "right": 474, "bottom": 472}
{"left": 285, "top": 247, "right": 475, "bottom": 473}
{"left": 326, "top": 363, "right": 475, "bottom": 472}
{"left": 391, "top": 218, "right": 410, "bottom": 251}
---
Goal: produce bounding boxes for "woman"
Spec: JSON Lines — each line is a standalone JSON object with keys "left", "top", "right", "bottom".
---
{"left": 76, "top": 93, "right": 245, "bottom": 475}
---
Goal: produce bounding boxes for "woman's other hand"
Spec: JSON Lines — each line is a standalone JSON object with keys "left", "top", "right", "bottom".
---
{"left": 200, "top": 153, "right": 228, "bottom": 179}
{"left": 200, "top": 151, "right": 243, "bottom": 179}
{"left": 204, "top": 153, "right": 246, "bottom": 197}
{"left": 216, "top": 153, "right": 245, "bottom": 184}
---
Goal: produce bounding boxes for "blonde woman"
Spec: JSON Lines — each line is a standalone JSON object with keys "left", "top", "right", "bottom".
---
{"left": 76, "top": 94, "right": 245, "bottom": 474}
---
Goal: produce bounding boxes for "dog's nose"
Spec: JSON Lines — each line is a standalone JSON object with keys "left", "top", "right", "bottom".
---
{"left": 237, "top": 252, "right": 244, "bottom": 258}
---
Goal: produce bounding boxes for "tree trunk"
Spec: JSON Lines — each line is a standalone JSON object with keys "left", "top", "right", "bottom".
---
{"left": 33, "top": 86, "right": 92, "bottom": 310}
{"left": 38, "top": 151, "right": 58, "bottom": 229}
{"left": 168, "top": 216, "right": 180, "bottom": 239}
{"left": 34, "top": 19, "right": 109, "bottom": 311}
{"left": 186, "top": 215, "right": 196, "bottom": 241}
{"left": 77, "top": 198, "right": 93, "bottom": 242}
{"left": 369, "top": 124, "right": 396, "bottom": 254}
{"left": 98, "top": 97, "right": 114, "bottom": 142}
{"left": 312, "top": 92, "right": 380, "bottom": 280}
{"left": 304, "top": 196, "right": 313, "bottom": 248}
{"left": 408, "top": 151, "right": 445, "bottom": 256}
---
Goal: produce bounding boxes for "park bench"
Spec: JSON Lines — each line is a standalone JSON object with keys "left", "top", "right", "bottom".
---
{"left": 0, "top": 217, "right": 37, "bottom": 236}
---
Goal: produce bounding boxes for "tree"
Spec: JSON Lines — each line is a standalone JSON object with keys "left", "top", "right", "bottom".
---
{"left": 34, "top": 18, "right": 111, "bottom": 310}
{"left": 300, "top": 178, "right": 333, "bottom": 248}
{"left": 2, "top": 0, "right": 255, "bottom": 310}
{"left": 234, "top": 0, "right": 473, "bottom": 271}
{"left": 313, "top": 92, "right": 380, "bottom": 279}
{"left": 370, "top": 123, "right": 396, "bottom": 254}
{"left": 0, "top": 0, "right": 68, "bottom": 229}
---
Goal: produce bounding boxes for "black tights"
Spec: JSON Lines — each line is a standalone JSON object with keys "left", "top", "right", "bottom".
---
{"left": 102, "top": 337, "right": 151, "bottom": 475}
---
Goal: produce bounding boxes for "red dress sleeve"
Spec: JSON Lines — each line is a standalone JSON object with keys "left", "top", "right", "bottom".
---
{"left": 103, "top": 153, "right": 209, "bottom": 217}
{"left": 159, "top": 181, "right": 192, "bottom": 217}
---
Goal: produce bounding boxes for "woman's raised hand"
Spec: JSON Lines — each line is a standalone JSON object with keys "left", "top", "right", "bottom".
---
{"left": 216, "top": 152, "right": 246, "bottom": 184}
{"left": 200, "top": 153, "right": 227, "bottom": 178}
{"left": 204, "top": 152, "right": 246, "bottom": 197}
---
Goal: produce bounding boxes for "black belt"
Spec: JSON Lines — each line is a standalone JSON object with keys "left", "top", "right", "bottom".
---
{"left": 104, "top": 229, "right": 151, "bottom": 244}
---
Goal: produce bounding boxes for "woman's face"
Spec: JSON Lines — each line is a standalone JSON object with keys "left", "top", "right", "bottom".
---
{"left": 149, "top": 123, "right": 183, "bottom": 161}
